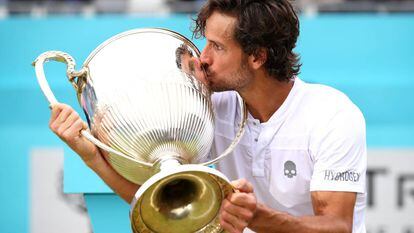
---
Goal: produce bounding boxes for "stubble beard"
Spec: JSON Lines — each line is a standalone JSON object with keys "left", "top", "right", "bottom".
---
{"left": 208, "top": 60, "right": 253, "bottom": 93}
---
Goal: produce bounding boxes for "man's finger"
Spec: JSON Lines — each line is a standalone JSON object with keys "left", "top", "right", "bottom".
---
{"left": 55, "top": 108, "right": 73, "bottom": 124}
{"left": 220, "top": 210, "right": 243, "bottom": 233}
{"left": 58, "top": 111, "right": 81, "bottom": 135}
{"left": 222, "top": 198, "right": 254, "bottom": 220}
{"left": 231, "top": 179, "right": 254, "bottom": 193}
{"left": 226, "top": 192, "right": 257, "bottom": 212}
{"left": 50, "top": 104, "right": 63, "bottom": 124}
{"left": 82, "top": 121, "right": 88, "bottom": 130}
{"left": 220, "top": 209, "right": 247, "bottom": 232}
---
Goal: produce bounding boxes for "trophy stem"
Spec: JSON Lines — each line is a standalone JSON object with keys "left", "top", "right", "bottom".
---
{"left": 158, "top": 158, "right": 182, "bottom": 171}
{"left": 152, "top": 155, "right": 186, "bottom": 174}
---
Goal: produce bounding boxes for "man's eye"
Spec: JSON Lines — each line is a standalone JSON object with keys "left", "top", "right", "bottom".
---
{"left": 213, "top": 43, "right": 223, "bottom": 51}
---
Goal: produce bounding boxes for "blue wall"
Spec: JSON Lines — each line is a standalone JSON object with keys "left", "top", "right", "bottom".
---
{"left": 0, "top": 14, "right": 413, "bottom": 233}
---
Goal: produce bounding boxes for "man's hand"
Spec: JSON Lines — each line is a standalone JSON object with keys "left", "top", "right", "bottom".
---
{"left": 220, "top": 178, "right": 257, "bottom": 233}
{"left": 49, "top": 103, "right": 140, "bottom": 203}
{"left": 49, "top": 103, "right": 100, "bottom": 167}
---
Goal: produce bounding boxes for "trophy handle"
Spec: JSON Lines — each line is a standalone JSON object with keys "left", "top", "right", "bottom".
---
{"left": 201, "top": 100, "right": 248, "bottom": 166}
{"left": 32, "top": 51, "right": 153, "bottom": 168}
{"left": 32, "top": 51, "right": 87, "bottom": 105}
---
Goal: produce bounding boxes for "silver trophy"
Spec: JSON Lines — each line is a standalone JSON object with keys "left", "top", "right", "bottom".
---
{"left": 33, "top": 28, "right": 247, "bottom": 233}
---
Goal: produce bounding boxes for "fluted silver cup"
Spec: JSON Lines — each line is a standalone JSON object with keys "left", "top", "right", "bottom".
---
{"left": 33, "top": 28, "right": 247, "bottom": 233}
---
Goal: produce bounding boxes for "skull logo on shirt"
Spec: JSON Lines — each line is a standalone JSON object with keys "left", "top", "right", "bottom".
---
{"left": 284, "top": 160, "right": 297, "bottom": 178}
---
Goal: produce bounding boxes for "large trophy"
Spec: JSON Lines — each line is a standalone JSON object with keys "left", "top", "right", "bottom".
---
{"left": 33, "top": 28, "right": 247, "bottom": 233}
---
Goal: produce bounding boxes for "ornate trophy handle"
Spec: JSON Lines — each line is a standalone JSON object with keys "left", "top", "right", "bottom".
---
{"left": 32, "top": 51, "right": 153, "bottom": 168}
{"left": 201, "top": 99, "right": 248, "bottom": 166}
{"left": 33, "top": 51, "right": 87, "bottom": 105}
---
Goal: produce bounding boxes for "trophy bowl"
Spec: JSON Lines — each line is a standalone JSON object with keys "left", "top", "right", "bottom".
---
{"left": 33, "top": 28, "right": 247, "bottom": 233}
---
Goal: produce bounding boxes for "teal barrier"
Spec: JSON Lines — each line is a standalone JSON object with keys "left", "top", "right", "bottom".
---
{"left": 0, "top": 14, "right": 413, "bottom": 233}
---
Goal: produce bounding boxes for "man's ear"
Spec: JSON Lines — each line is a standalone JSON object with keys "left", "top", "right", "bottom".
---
{"left": 249, "top": 48, "right": 267, "bottom": 70}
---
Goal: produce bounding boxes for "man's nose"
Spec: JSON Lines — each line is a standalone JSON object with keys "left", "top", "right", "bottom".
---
{"left": 200, "top": 48, "right": 211, "bottom": 66}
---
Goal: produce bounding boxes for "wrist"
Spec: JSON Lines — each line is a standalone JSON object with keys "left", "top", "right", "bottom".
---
{"left": 84, "top": 150, "right": 107, "bottom": 170}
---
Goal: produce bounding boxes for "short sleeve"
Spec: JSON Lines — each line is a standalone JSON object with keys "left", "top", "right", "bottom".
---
{"left": 309, "top": 105, "right": 367, "bottom": 193}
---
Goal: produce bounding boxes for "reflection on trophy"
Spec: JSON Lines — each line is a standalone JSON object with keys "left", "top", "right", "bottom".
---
{"left": 33, "top": 28, "right": 247, "bottom": 233}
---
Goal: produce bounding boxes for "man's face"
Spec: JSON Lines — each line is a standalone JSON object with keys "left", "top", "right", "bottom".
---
{"left": 200, "top": 11, "right": 253, "bottom": 92}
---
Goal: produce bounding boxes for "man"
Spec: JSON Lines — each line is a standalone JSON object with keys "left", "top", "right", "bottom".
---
{"left": 49, "top": 0, "right": 367, "bottom": 232}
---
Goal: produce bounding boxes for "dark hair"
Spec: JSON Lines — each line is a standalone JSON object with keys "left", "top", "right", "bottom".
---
{"left": 193, "top": 0, "right": 301, "bottom": 82}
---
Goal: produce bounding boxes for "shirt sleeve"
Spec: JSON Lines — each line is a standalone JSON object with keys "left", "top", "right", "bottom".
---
{"left": 309, "top": 104, "right": 367, "bottom": 193}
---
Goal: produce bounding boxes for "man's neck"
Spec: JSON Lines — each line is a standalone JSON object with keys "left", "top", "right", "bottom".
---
{"left": 238, "top": 73, "right": 294, "bottom": 123}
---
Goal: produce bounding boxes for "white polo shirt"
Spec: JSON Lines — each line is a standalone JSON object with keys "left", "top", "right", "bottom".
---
{"left": 210, "top": 78, "right": 367, "bottom": 233}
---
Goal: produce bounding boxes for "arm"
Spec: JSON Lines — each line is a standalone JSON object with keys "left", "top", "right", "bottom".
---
{"left": 248, "top": 191, "right": 355, "bottom": 233}
{"left": 83, "top": 150, "right": 140, "bottom": 203}
{"left": 49, "top": 103, "right": 139, "bottom": 203}
{"left": 220, "top": 179, "right": 355, "bottom": 233}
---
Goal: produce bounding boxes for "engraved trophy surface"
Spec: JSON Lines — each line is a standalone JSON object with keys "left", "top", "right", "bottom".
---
{"left": 33, "top": 28, "right": 247, "bottom": 233}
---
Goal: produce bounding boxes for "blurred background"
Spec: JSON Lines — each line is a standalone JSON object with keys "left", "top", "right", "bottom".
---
{"left": 0, "top": 0, "right": 413, "bottom": 233}
{"left": 2, "top": 0, "right": 414, "bottom": 15}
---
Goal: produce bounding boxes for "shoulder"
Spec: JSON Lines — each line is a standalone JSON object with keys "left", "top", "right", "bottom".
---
{"left": 304, "top": 82, "right": 355, "bottom": 110}
{"left": 298, "top": 81, "right": 366, "bottom": 159}
{"left": 293, "top": 80, "right": 366, "bottom": 153}
{"left": 299, "top": 81, "right": 365, "bottom": 126}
